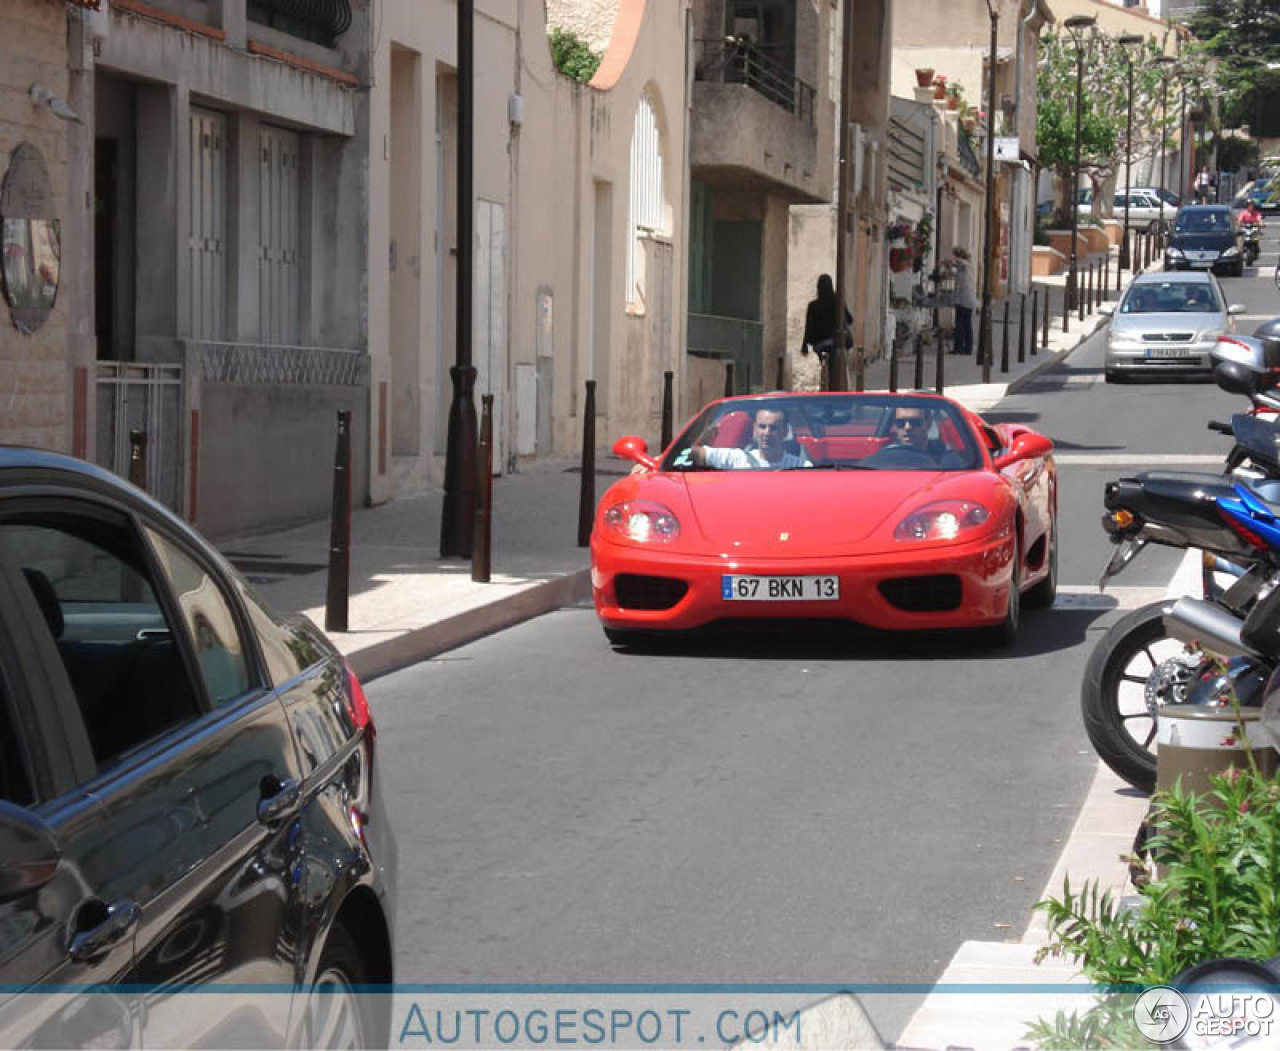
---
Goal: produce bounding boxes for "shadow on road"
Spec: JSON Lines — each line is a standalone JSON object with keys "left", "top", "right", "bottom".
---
{"left": 604, "top": 606, "right": 1108, "bottom": 662}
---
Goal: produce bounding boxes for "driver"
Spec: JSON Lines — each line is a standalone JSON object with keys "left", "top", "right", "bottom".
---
{"left": 691, "top": 407, "right": 812, "bottom": 470}
{"left": 887, "top": 405, "right": 931, "bottom": 451}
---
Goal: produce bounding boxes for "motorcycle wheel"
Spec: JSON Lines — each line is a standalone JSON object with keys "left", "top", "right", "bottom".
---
{"left": 1080, "top": 599, "right": 1183, "bottom": 793}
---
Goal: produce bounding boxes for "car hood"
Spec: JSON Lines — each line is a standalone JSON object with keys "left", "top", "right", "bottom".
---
{"left": 677, "top": 469, "right": 960, "bottom": 555}
{"left": 1169, "top": 231, "right": 1236, "bottom": 251}
{"left": 1110, "top": 311, "right": 1223, "bottom": 336}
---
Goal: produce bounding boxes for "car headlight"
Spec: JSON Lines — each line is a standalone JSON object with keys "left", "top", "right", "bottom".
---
{"left": 1109, "top": 333, "right": 1142, "bottom": 349}
{"left": 1222, "top": 245, "right": 1241, "bottom": 256}
{"left": 895, "top": 500, "right": 991, "bottom": 542}
{"left": 1166, "top": 246, "right": 1186, "bottom": 258}
{"left": 602, "top": 500, "right": 681, "bottom": 543}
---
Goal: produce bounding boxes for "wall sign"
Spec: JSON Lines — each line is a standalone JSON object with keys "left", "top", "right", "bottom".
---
{"left": 1, "top": 143, "right": 61, "bottom": 334}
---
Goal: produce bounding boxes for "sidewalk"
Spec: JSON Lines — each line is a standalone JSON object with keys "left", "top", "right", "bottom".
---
{"left": 222, "top": 245, "right": 1131, "bottom": 1050}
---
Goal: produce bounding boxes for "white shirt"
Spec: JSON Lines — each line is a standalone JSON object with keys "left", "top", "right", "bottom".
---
{"left": 702, "top": 445, "right": 812, "bottom": 470}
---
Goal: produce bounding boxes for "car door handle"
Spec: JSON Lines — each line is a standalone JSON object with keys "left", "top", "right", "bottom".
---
{"left": 257, "top": 778, "right": 301, "bottom": 826}
{"left": 68, "top": 899, "right": 140, "bottom": 962}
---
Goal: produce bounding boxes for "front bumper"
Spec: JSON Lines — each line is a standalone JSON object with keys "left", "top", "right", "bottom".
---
{"left": 1165, "top": 252, "right": 1241, "bottom": 272}
{"left": 1106, "top": 338, "right": 1217, "bottom": 373}
{"left": 591, "top": 532, "right": 1017, "bottom": 633}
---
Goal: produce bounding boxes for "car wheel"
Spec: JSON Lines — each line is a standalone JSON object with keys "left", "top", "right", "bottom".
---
{"left": 1232, "top": 260, "right": 1245, "bottom": 277}
{"left": 982, "top": 538, "right": 1021, "bottom": 647}
{"left": 298, "top": 924, "right": 378, "bottom": 1049}
{"left": 1105, "top": 369, "right": 1124, "bottom": 384}
{"left": 1024, "top": 524, "right": 1058, "bottom": 610}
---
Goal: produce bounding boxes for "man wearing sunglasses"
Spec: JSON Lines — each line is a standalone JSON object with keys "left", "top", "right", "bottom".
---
{"left": 887, "top": 406, "right": 930, "bottom": 451}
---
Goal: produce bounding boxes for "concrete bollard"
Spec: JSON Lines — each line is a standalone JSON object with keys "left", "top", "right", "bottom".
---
{"left": 577, "top": 380, "right": 596, "bottom": 548}
{"left": 471, "top": 395, "right": 494, "bottom": 583}
{"left": 324, "top": 410, "right": 352, "bottom": 633}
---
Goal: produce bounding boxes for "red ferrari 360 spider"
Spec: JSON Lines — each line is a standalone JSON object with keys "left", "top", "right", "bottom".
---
{"left": 590, "top": 391, "right": 1057, "bottom": 646}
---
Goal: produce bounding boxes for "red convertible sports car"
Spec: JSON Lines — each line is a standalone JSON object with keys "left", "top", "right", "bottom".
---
{"left": 590, "top": 391, "right": 1057, "bottom": 646}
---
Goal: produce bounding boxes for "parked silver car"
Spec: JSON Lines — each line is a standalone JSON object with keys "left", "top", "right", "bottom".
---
{"left": 1100, "top": 271, "right": 1245, "bottom": 382}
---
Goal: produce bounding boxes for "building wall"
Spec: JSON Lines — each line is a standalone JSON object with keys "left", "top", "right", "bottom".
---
{"left": 0, "top": 0, "right": 72, "bottom": 452}
{"left": 546, "top": 0, "right": 619, "bottom": 54}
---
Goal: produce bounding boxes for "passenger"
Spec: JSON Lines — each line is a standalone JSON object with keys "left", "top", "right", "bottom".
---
{"left": 691, "top": 407, "right": 812, "bottom": 470}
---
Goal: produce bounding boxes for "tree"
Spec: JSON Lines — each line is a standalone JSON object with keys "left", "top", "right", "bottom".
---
{"left": 1186, "top": 0, "right": 1280, "bottom": 135}
{"left": 1036, "top": 32, "right": 1213, "bottom": 223}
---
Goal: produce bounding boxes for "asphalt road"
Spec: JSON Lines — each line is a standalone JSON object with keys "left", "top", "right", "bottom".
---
{"left": 370, "top": 237, "right": 1280, "bottom": 1046}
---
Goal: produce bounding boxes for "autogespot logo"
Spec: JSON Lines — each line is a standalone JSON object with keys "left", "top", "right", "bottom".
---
{"left": 1134, "top": 986, "right": 1191, "bottom": 1045}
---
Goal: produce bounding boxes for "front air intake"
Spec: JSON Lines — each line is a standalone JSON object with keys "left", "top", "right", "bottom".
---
{"left": 614, "top": 575, "right": 688, "bottom": 611}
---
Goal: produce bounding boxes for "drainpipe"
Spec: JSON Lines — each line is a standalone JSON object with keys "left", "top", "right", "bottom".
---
{"left": 1009, "top": 0, "right": 1041, "bottom": 295}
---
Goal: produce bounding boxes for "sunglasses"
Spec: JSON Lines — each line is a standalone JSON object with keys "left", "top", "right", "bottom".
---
{"left": 893, "top": 417, "right": 926, "bottom": 429}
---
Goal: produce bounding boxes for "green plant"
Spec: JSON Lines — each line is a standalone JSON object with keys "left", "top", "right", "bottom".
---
{"left": 1025, "top": 751, "right": 1280, "bottom": 1047}
{"left": 548, "top": 27, "right": 602, "bottom": 84}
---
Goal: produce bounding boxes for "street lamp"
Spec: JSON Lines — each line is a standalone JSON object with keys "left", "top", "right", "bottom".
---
{"left": 1116, "top": 33, "right": 1144, "bottom": 272}
{"left": 1156, "top": 54, "right": 1178, "bottom": 245}
{"left": 1064, "top": 14, "right": 1095, "bottom": 313}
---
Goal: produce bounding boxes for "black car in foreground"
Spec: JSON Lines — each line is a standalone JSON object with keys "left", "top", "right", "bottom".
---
{"left": 1164, "top": 204, "right": 1245, "bottom": 276}
{"left": 0, "top": 448, "right": 395, "bottom": 1048}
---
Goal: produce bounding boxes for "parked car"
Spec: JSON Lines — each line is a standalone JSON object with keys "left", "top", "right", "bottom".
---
{"left": 1100, "top": 270, "right": 1245, "bottom": 382}
{"left": 1110, "top": 189, "right": 1177, "bottom": 231}
{"left": 593, "top": 392, "right": 1058, "bottom": 649}
{"left": 1164, "top": 204, "right": 1245, "bottom": 276}
{"left": 1249, "top": 177, "right": 1279, "bottom": 212}
{"left": 0, "top": 448, "right": 395, "bottom": 1048}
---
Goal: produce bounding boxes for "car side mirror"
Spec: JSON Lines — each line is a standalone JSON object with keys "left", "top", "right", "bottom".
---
{"left": 0, "top": 801, "right": 61, "bottom": 903}
{"left": 994, "top": 432, "right": 1053, "bottom": 470}
{"left": 1229, "top": 303, "right": 1247, "bottom": 315}
{"left": 1098, "top": 302, "right": 1116, "bottom": 317}
{"left": 612, "top": 436, "right": 657, "bottom": 471}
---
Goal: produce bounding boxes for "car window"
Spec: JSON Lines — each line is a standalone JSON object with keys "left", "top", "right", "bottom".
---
{"left": 1175, "top": 210, "right": 1230, "bottom": 232}
{"left": 0, "top": 677, "right": 33, "bottom": 807}
{"left": 1121, "top": 281, "right": 1219, "bottom": 314}
{"left": 145, "top": 528, "right": 251, "bottom": 707}
{"left": 2, "top": 514, "right": 203, "bottom": 769}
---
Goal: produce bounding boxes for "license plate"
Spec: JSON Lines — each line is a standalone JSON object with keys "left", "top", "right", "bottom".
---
{"left": 1145, "top": 347, "right": 1193, "bottom": 358}
{"left": 721, "top": 575, "right": 840, "bottom": 601}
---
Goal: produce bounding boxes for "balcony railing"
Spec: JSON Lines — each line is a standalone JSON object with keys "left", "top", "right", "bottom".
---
{"left": 695, "top": 38, "right": 815, "bottom": 129}
{"left": 248, "top": 0, "right": 352, "bottom": 46}
{"left": 687, "top": 313, "right": 765, "bottom": 392}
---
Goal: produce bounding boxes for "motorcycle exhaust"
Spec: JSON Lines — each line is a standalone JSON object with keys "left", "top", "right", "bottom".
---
{"left": 1164, "top": 597, "right": 1267, "bottom": 663}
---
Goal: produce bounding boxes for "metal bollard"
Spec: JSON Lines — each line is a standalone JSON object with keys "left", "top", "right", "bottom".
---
{"left": 913, "top": 331, "right": 924, "bottom": 389}
{"left": 775, "top": 353, "right": 785, "bottom": 391}
{"left": 888, "top": 342, "right": 899, "bottom": 392}
{"left": 1000, "top": 298, "right": 1010, "bottom": 373}
{"left": 1018, "top": 292, "right": 1027, "bottom": 364}
{"left": 127, "top": 429, "right": 148, "bottom": 490}
{"left": 660, "top": 370, "right": 674, "bottom": 452}
{"left": 577, "top": 381, "right": 596, "bottom": 548}
{"left": 1040, "top": 284, "right": 1049, "bottom": 351}
{"left": 1103, "top": 252, "right": 1110, "bottom": 298}
{"left": 1088, "top": 263, "right": 1095, "bottom": 313}
{"left": 1078, "top": 267, "right": 1086, "bottom": 322}
{"left": 854, "top": 347, "right": 865, "bottom": 392}
{"left": 934, "top": 322, "right": 945, "bottom": 394}
{"left": 1062, "top": 278, "right": 1070, "bottom": 334}
{"left": 724, "top": 360, "right": 735, "bottom": 398}
{"left": 324, "top": 410, "right": 352, "bottom": 633}
{"left": 471, "top": 395, "right": 494, "bottom": 583}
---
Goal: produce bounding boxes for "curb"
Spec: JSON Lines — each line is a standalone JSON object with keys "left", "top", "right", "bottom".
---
{"left": 1005, "top": 316, "right": 1105, "bottom": 395}
{"left": 348, "top": 568, "right": 594, "bottom": 682}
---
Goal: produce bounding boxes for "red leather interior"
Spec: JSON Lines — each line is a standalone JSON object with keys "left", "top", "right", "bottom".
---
{"left": 713, "top": 411, "right": 753, "bottom": 448}
{"left": 797, "top": 435, "right": 891, "bottom": 461}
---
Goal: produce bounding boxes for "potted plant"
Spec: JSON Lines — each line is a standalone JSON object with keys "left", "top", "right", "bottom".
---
{"left": 915, "top": 67, "right": 935, "bottom": 87}
{"left": 933, "top": 75, "right": 947, "bottom": 100}
{"left": 947, "top": 84, "right": 962, "bottom": 111}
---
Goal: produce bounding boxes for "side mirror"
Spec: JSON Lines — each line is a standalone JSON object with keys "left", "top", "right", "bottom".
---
{"left": 0, "top": 800, "right": 61, "bottom": 903}
{"left": 1229, "top": 303, "right": 1247, "bottom": 315}
{"left": 993, "top": 431, "right": 1053, "bottom": 470}
{"left": 612, "top": 436, "right": 658, "bottom": 471}
{"left": 1098, "top": 302, "right": 1116, "bottom": 317}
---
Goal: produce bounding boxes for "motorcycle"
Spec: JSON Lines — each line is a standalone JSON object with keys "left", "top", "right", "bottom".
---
{"left": 1242, "top": 220, "right": 1265, "bottom": 266}
{"left": 1080, "top": 331, "right": 1280, "bottom": 792}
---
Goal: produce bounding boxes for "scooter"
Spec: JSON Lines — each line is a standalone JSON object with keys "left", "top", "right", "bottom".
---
{"left": 1079, "top": 330, "right": 1280, "bottom": 792}
{"left": 1242, "top": 220, "right": 1265, "bottom": 266}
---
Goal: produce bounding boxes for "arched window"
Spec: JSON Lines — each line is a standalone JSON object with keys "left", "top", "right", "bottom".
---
{"left": 627, "top": 92, "right": 664, "bottom": 303}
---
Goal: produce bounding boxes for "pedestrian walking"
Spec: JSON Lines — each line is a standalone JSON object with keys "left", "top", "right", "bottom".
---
{"left": 948, "top": 247, "right": 978, "bottom": 356}
{"left": 800, "top": 273, "right": 852, "bottom": 364}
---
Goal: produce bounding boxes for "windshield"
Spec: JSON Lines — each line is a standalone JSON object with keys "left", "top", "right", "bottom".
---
{"left": 663, "top": 394, "right": 983, "bottom": 473}
{"left": 1174, "top": 209, "right": 1232, "bottom": 233}
{"left": 1120, "top": 281, "right": 1222, "bottom": 314}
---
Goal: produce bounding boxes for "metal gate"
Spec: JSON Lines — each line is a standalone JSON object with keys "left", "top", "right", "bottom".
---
{"left": 189, "top": 108, "right": 227, "bottom": 340}
{"left": 259, "top": 126, "right": 302, "bottom": 345}
{"left": 96, "top": 362, "right": 184, "bottom": 512}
